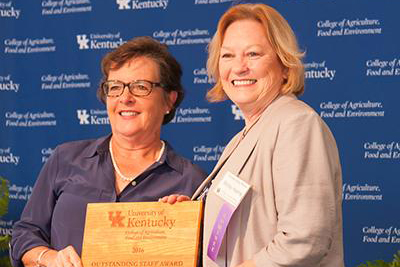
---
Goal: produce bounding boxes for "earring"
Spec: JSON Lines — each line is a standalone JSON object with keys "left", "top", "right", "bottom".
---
{"left": 166, "top": 110, "right": 170, "bottom": 114}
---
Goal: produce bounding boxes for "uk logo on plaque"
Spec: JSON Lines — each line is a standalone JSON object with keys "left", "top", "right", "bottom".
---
{"left": 81, "top": 201, "right": 203, "bottom": 267}
{"left": 109, "top": 211, "right": 125, "bottom": 227}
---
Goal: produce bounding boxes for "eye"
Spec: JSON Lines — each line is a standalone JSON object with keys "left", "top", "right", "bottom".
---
{"left": 221, "top": 53, "right": 234, "bottom": 59}
{"left": 247, "top": 51, "right": 261, "bottom": 58}
{"left": 131, "top": 81, "right": 152, "bottom": 94}
{"left": 108, "top": 82, "right": 122, "bottom": 91}
{"left": 136, "top": 84, "right": 149, "bottom": 91}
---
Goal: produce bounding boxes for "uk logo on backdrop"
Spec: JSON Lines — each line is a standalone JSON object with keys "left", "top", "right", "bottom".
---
{"left": 116, "top": 0, "right": 169, "bottom": 10}
{"left": 76, "top": 33, "right": 124, "bottom": 50}
{"left": 231, "top": 105, "right": 244, "bottom": 120}
{"left": 76, "top": 109, "right": 109, "bottom": 125}
{"left": 76, "top": 35, "right": 90, "bottom": 50}
{"left": 77, "top": 110, "right": 90, "bottom": 124}
{"left": 117, "top": 0, "right": 130, "bottom": 9}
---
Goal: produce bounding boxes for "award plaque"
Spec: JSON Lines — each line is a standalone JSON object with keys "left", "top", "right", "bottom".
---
{"left": 81, "top": 201, "right": 203, "bottom": 267}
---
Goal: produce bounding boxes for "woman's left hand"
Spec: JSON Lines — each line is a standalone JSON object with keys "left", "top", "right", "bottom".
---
{"left": 235, "top": 260, "right": 257, "bottom": 267}
{"left": 159, "top": 194, "right": 190, "bottom": 204}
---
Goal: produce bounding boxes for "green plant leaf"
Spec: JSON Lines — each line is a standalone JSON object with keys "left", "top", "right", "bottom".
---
{"left": 0, "top": 177, "right": 9, "bottom": 218}
{"left": 0, "top": 235, "right": 10, "bottom": 252}
{"left": 0, "top": 255, "right": 13, "bottom": 267}
{"left": 357, "top": 252, "right": 400, "bottom": 267}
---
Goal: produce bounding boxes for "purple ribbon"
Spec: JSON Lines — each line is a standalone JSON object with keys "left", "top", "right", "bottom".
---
{"left": 207, "top": 202, "right": 235, "bottom": 261}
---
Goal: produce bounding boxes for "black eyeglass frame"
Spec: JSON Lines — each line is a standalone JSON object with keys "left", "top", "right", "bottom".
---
{"left": 101, "top": 79, "right": 165, "bottom": 97}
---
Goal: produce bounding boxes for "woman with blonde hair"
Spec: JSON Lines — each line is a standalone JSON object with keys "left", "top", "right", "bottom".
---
{"left": 162, "top": 4, "right": 344, "bottom": 267}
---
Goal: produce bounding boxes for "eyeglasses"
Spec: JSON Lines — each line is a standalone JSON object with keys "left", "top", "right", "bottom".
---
{"left": 101, "top": 80, "right": 164, "bottom": 97}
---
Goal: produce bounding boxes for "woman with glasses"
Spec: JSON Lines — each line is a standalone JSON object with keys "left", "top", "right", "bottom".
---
{"left": 10, "top": 36, "right": 206, "bottom": 267}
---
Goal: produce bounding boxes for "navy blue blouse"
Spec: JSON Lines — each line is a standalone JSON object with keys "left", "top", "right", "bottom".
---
{"left": 10, "top": 135, "right": 206, "bottom": 267}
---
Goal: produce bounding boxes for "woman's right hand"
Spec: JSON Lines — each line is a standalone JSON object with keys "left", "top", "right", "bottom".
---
{"left": 159, "top": 194, "right": 190, "bottom": 204}
{"left": 22, "top": 245, "right": 82, "bottom": 267}
{"left": 44, "top": 246, "right": 82, "bottom": 267}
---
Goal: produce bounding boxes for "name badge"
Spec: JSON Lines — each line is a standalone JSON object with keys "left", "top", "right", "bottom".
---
{"left": 214, "top": 171, "right": 251, "bottom": 208}
{"left": 207, "top": 171, "right": 251, "bottom": 261}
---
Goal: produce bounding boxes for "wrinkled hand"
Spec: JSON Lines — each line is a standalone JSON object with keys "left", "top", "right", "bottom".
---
{"left": 235, "top": 260, "right": 257, "bottom": 267}
{"left": 47, "top": 245, "right": 82, "bottom": 267}
{"left": 159, "top": 194, "right": 190, "bottom": 204}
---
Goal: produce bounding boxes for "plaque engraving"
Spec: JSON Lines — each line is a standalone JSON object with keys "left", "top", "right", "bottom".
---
{"left": 81, "top": 201, "right": 203, "bottom": 267}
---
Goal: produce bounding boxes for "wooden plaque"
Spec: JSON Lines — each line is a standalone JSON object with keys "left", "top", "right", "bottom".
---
{"left": 81, "top": 201, "right": 203, "bottom": 267}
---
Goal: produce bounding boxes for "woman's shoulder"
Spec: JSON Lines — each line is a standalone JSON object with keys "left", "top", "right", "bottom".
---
{"left": 54, "top": 136, "right": 109, "bottom": 159}
{"left": 256, "top": 95, "right": 330, "bottom": 139}
{"left": 274, "top": 94, "right": 317, "bottom": 115}
{"left": 265, "top": 94, "right": 321, "bottom": 124}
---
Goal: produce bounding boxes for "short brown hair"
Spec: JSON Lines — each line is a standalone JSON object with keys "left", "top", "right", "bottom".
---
{"left": 98, "top": 36, "right": 183, "bottom": 124}
{"left": 206, "top": 4, "right": 305, "bottom": 102}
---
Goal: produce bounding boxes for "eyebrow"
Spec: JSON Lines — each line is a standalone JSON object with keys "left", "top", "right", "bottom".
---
{"left": 220, "top": 44, "right": 264, "bottom": 51}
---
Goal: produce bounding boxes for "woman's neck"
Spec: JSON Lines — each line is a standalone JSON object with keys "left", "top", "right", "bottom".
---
{"left": 242, "top": 91, "right": 280, "bottom": 127}
{"left": 110, "top": 134, "right": 163, "bottom": 161}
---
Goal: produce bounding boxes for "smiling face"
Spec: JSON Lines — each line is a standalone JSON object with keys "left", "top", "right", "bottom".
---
{"left": 219, "top": 19, "right": 287, "bottom": 121}
{"left": 106, "top": 56, "right": 176, "bottom": 143}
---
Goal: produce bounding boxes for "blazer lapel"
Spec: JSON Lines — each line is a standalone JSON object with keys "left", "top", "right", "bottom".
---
{"left": 227, "top": 94, "right": 296, "bottom": 177}
{"left": 191, "top": 132, "right": 242, "bottom": 199}
{"left": 225, "top": 116, "right": 263, "bottom": 176}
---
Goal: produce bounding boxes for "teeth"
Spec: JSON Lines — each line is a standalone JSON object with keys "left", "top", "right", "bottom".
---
{"left": 232, "top": 79, "right": 256, "bottom": 86}
{"left": 120, "top": 111, "right": 139, "bottom": 116}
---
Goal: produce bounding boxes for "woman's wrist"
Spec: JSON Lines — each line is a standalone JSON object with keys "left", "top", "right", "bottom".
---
{"left": 35, "top": 248, "right": 57, "bottom": 267}
{"left": 35, "top": 248, "right": 50, "bottom": 267}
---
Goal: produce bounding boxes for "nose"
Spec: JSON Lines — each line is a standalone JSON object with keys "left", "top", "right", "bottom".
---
{"left": 232, "top": 56, "right": 249, "bottom": 74}
{"left": 119, "top": 85, "right": 136, "bottom": 104}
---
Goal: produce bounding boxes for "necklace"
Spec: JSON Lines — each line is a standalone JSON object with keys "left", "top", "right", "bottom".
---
{"left": 109, "top": 140, "right": 165, "bottom": 182}
{"left": 241, "top": 113, "right": 263, "bottom": 139}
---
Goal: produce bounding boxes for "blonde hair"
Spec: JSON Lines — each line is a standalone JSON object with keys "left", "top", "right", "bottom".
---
{"left": 206, "top": 3, "right": 305, "bottom": 102}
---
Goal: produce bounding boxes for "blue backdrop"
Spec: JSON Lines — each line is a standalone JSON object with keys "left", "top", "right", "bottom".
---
{"left": 1, "top": 0, "right": 399, "bottom": 266}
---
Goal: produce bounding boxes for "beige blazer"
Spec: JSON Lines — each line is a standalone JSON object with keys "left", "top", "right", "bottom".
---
{"left": 193, "top": 94, "right": 345, "bottom": 267}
